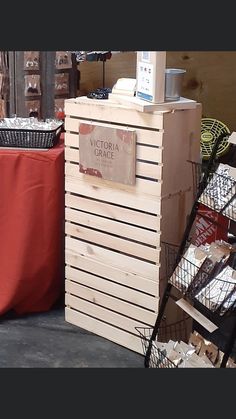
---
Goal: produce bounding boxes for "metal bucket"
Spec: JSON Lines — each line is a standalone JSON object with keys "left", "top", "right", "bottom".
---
{"left": 165, "top": 68, "right": 186, "bottom": 101}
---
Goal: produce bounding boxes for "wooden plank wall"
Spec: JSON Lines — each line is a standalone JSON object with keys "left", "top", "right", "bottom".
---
{"left": 78, "top": 51, "right": 236, "bottom": 132}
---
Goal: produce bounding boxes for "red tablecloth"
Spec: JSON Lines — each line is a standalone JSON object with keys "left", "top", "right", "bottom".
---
{"left": 0, "top": 138, "right": 65, "bottom": 315}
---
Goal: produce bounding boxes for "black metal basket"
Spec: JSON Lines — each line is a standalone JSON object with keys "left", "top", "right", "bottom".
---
{"left": 168, "top": 244, "right": 236, "bottom": 315}
{"left": 162, "top": 240, "right": 190, "bottom": 279}
{"left": 136, "top": 327, "right": 177, "bottom": 368}
{"left": 188, "top": 159, "right": 220, "bottom": 199}
{"left": 0, "top": 124, "right": 63, "bottom": 149}
{"left": 198, "top": 170, "right": 236, "bottom": 222}
{"left": 136, "top": 316, "right": 191, "bottom": 368}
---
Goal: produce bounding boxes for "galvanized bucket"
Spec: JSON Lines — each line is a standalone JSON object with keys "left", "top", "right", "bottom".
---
{"left": 165, "top": 68, "right": 186, "bottom": 101}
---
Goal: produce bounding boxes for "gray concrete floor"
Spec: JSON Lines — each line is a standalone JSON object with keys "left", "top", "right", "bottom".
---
{"left": 0, "top": 306, "right": 144, "bottom": 368}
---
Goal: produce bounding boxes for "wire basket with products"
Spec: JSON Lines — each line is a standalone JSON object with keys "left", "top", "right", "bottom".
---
{"left": 0, "top": 117, "right": 63, "bottom": 149}
{"left": 198, "top": 164, "right": 236, "bottom": 222}
{"left": 168, "top": 241, "right": 236, "bottom": 316}
{"left": 136, "top": 311, "right": 192, "bottom": 368}
{"left": 135, "top": 300, "right": 228, "bottom": 369}
{"left": 136, "top": 319, "right": 236, "bottom": 368}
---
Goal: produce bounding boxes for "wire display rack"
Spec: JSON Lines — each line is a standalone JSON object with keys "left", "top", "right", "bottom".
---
{"left": 136, "top": 314, "right": 191, "bottom": 368}
{"left": 139, "top": 133, "right": 236, "bottom": 368}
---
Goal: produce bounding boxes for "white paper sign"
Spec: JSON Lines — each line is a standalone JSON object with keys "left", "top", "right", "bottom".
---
{"left": 137, "top": 62, "right": 154, "bottom": 101}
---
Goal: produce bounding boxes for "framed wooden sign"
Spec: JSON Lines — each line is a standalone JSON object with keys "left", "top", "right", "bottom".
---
{"left": 79, "top": 122, "right": 136, "bottom": 185}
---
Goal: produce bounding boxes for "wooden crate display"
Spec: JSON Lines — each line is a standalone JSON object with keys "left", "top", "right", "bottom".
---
{"left": 64, "top": 96, "right": 201, "bottom": 354}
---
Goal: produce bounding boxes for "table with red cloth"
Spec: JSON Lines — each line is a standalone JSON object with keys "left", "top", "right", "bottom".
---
{"left": 0, "top": 138, "right": 64, "bottom": 315}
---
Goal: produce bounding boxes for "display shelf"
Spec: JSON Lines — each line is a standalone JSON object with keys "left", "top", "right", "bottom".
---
{"left": 6, "top": 51, "right": 78, "bottom": 119}
{"left": 108, "top": 94, "right": 197, "bottom": 113}
{"left": 140, "top": 134, "right": 236, "bottom": 368}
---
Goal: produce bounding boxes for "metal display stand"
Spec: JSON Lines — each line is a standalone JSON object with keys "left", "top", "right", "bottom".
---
{"left": 138, "top": 134, "right": 236, "bottom": 368}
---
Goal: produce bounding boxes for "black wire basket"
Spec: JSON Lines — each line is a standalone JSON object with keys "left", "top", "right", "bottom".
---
{"left": 136, "top": 316, "right": 191, "bottom": 368}
{"left": 198, "top": 170, "right": 236, "bottom": 222}
{"left": 136, "top": 327, "right": 177, "bottom": 368}
{"left": 0, "top": 119, "right": 63, "bottom": 149}
{"left": 161, "top": 241, "right": 179, "bottom": 279}
{"left": 187, "top": 159, "right": 220, "bottom": 199}
{"left": 168, "top": 243, "right": 236, "bottom": 316}
{"left": 162, "top": 240, "right": 190, "bottom": 278}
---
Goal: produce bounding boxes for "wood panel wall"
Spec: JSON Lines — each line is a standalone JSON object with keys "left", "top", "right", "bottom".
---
{"left": 78, "top": 51, "right": 236, "bottom": 131}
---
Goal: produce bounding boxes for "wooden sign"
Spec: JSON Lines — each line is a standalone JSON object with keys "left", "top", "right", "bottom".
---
{"left": 79, "top": 122, "right": 136, "bottom": 185}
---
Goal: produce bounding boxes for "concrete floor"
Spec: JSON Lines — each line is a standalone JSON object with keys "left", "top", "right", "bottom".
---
{"left": 0, "top": 306, "right": 144, "bottom": 368}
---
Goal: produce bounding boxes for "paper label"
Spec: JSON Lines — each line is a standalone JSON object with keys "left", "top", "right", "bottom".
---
{"left": 137, "top": 62, "right": 154, "bottom": 101}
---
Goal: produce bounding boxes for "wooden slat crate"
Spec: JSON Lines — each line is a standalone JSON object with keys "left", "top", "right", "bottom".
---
{"left": 64, "top": 96, "right": 201, "bottom": 354}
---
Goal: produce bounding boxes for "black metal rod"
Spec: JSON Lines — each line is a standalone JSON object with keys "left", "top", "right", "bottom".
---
{"left": 144, "top": 282, "right": 172, "bottom": 368}
{"left": 175, "top": 202, "right": 200, "bottom": 263}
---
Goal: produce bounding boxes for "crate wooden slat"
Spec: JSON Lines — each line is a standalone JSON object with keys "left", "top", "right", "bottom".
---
{"left": 65, "top": 193, "right": 160, "bottom": 231}
{"left": 65, "top": 162, "right": 163, "bottom": 196}
{"left": 65, "top": 133, "right": 163, "bottom": 164}
{"left": 65, "top": 178, "right": 161, "bottom": 214}
{"left": 65, "top": 207, "right": 161, "bottom": 246}
{"left": 66, "top": 236, "right": 160, "bottom": 280}
{"left": 66, "top": 266, "right": 159, "bottom": 311}
{"left": 65, "top": 146, "right": 163, "bottom": 180}
{"left": 65, "top": 280, "right": 157, "bottom": 324}
{"left": 66, "top": 293, "right": 152, "bottom": 333}
{"left": 65, "top": 307, "right": 143, "bottom": 354}
{"left": 65, "top": 98, "right": 166, "bottom": 129}
{"left": 66, "top": 250, "right": 159, "bottom": 296}
{"left": 65, "top": 96, "right": 201, "bottom": 354}
{"left": 65, "top": 131, "right": 164, "bottom": 164}
{"left": 65, "top": 222, "right": 160, "bottom": 262}
{"left": 65, "top": 120, "right": 164, "bottom": 147}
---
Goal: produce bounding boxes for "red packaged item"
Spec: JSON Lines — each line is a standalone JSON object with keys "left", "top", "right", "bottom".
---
{"left": 193, "top": 203, "right": 229, "bottom": 246}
